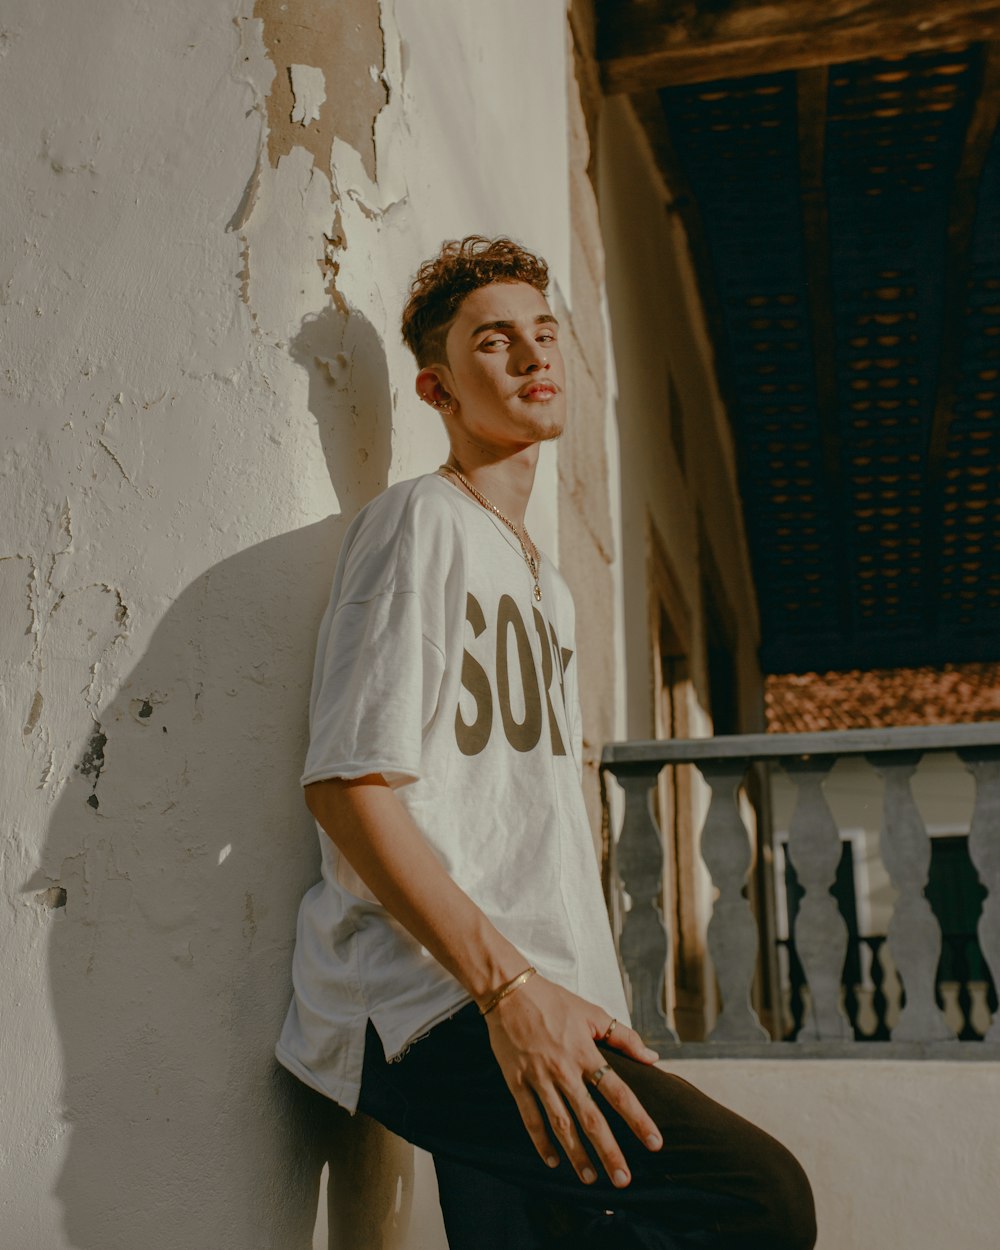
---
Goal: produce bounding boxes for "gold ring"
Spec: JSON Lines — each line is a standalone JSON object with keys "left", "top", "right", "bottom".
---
{"left": 587, "top": 1064, "right": 611, "bottom": 1089}
{"left": 601, "top": 1018, "right": 618, "bottom": 1043}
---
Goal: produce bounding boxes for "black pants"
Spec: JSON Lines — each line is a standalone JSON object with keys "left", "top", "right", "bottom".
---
{"left": 356, "top": 1004, "right": 817, "bottom": 1250}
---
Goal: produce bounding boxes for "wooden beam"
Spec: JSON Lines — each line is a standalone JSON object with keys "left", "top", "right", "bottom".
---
{"left": 922, "top": 42, "right": 1000, "bottom": 630}
{"left": 598, "top": 0, "right": 1000, "bottom": 93}
{"left": 796, "top": 66, "right": 854, "bottom": 645}
{"left": 570, "top": 0, "right": 604, "bottom": 187}
{"left": 570, "top": 0, "right": 598, "bottom": 60}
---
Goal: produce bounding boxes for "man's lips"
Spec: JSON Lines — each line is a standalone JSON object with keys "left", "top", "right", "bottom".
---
{"left": 518, "top": 382, "right": 559, "bottom": 399}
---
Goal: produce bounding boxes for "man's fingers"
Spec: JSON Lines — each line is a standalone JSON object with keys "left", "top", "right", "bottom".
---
{"left": 510, "top": 1086, "right": 561, "bottom": 1170}
{"left": 536, "top": 1084, "right": 599, "bottom": 1184}
{"left": 593, "top": 1067, "right": 663, "bottom": 1154}
{"left": 597, "top": 1026, "right": 665, "bottom": 1151}
{"left": 520, "top": 1063, "right": 663, "bottom": 1187}
{"left": 604, "top": 1020, "right": 660, "bottom": 1064}
{"left": 563, "top": 1078, "right": 637, "bottom": 1188}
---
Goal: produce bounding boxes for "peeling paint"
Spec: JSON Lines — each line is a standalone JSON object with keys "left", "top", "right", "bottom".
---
{"left": 320, "top": 224, "right": 349, "bottom": 312}
{"left": 329, "top": 134, "right": 406, "bottom": 223}
{"left": 240, "top": 145, "right": 340, "bottom": 339}
{"left": 236, "top": 233, "right": 253, "bottom": 308}
{"left": 97, "top": 438, "right": 138, "bottom": 489}
{"left": 57, "top": 499, "right": 72, "bottom": 547}
{"left": 227, "top": 146, "right": 264, "bottom": 234}
{"left": 129, "top": 692, "right": 164, "bottom": 724}
{"left": 23, "top": 689, "right": 43, "bottom": 735}
{"left": 253, "top": 0, "right": 386, "bottom": 179}
{"left": 0, "top": 3, "right": 582, "bottom": 1244}
{"left": 0, "top": 554, "right": 35, "bottom": 669}
{"left": 76, "top": 724, "right": 107, "bottom": 784}
{"left": 239, "top": 0, "right": 391, "bottom": 345}
{"left": 37, "top": 885, "right": 67, "bottom": 909}
{"left": 289, "top": 64, "right": 326, "bottom": 126}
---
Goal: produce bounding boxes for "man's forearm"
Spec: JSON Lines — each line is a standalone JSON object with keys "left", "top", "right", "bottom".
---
{"left": 305, "top": 775, "right": 527, "bottom": 1002}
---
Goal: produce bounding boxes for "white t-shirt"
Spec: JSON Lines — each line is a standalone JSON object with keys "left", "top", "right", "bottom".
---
{"left": 275, "top": 472, "right": 629, "bottom": 1112}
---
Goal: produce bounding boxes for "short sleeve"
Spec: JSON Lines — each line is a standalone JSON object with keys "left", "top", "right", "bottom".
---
{"left": 301, "top": 591, "right": 446, "bottom": 788}
{"left": 300, "top": 479, "right": 459, "bottom": 789}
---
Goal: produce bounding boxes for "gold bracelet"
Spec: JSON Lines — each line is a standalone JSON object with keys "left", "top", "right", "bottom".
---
{"left": 480, "top": 967, "right": 537, "bottom": 1016}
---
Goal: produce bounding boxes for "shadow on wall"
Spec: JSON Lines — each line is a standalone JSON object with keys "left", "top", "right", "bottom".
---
{"left": 32, "top": 307, "right": 424, "bottom": 1249}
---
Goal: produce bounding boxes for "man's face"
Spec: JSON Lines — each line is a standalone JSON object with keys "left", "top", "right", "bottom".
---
{"left": 437, "top": 281, "right": 566, "bottom": 452}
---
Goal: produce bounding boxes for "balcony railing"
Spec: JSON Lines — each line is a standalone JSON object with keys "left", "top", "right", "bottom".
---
{"left": 779, "top": 931, "right": 998, "bottom": 1042}
{"left": 601, "top": 721, "right": 1000, "bottom": 1057}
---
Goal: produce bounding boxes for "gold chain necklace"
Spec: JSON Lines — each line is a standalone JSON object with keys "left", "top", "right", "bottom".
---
{"left": 440, "top": 464, "right": 542, "bottom": 601}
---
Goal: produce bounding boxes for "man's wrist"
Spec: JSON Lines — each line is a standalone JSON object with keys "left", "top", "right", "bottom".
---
{"left": 479, "top": 966, "right": 537, "bottom": 1015}
{"left": 457, "top": 919, "right": 530, "bottom": 1006}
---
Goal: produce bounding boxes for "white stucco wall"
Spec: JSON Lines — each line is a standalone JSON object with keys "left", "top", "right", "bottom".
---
{"left": 0, "top": 2, "right": 574, "bottom": 1246}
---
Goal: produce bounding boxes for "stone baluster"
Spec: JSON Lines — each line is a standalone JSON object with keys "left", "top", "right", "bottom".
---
{"left": 952, "top": 936, "right": 977, "bottom": 1041}
{"left": 780, "top": 757, "right": 852, "bottom": 1041}
{"left": 786, "top": 942, "right": 807, "bottom": 1039}
{"left": 609, "top": 765, "right": 678, "bottom": 1049}
{"left": 868, "top": 937, "right": 892, "bottom": 1041}
{"left": 696, "top": 760, "right": 769, "bottom": 1042}
{"left": 868, "top": 752, "right": 955, "bottom": 1041}
{"left": 958, "top": 749, "right": 1000, "bottom": 1042}
{"left": 843, "top": 938, "right": 861, "bottom": 1039}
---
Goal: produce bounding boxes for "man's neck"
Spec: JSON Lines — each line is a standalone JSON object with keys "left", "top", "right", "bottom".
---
{"left": 444, "top": 444, "right": 539, "bottom": 530}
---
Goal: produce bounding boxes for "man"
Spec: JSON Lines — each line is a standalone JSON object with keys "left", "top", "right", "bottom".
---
{"left": 277, "top": 236, "right": 816, "bottom": 1248}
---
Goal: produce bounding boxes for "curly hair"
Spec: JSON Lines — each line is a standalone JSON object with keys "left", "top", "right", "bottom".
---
{"left": 401, "top": 235, "right": 550, "bottom": 367}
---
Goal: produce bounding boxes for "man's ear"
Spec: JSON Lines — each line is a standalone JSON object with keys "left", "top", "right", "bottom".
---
{"left": 415, "top": 366, "right": 454, "bottom": 412}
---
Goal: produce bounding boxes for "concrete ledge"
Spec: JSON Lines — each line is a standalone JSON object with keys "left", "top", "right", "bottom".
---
{"left": 660, "top": 1057, "right": 1000, "bottom": 1250}
{"left": 659, "top": 1040, "right": 1000, "bottom": 1060}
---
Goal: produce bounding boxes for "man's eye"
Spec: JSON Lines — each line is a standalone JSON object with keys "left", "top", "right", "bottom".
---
{"left": 482, "top": 337, "right": 508, "bottom": 349}
{"left": 537, "top": 332, "right": 556, "bottom": 343}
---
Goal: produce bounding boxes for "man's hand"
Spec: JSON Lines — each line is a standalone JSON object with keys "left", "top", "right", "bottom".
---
{"left": 483, "top": 975, "right": 663, "bottom": 1188}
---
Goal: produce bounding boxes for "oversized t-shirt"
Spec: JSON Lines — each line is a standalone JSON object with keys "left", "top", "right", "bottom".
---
{"left": 275, "top": 472, "right": 629, "bottom": 1112}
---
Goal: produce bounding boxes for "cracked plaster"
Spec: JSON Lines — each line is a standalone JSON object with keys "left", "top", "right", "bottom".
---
{"left": 289, "top": 64, "right": 327, "bottom": 126}
{"left": 0, "top": 1, "right": 578, "bottom": 1245}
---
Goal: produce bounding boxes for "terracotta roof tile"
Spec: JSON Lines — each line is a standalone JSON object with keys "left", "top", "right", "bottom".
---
{"left": 765, "top": 662, "right": 1000, "bottom": 733}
